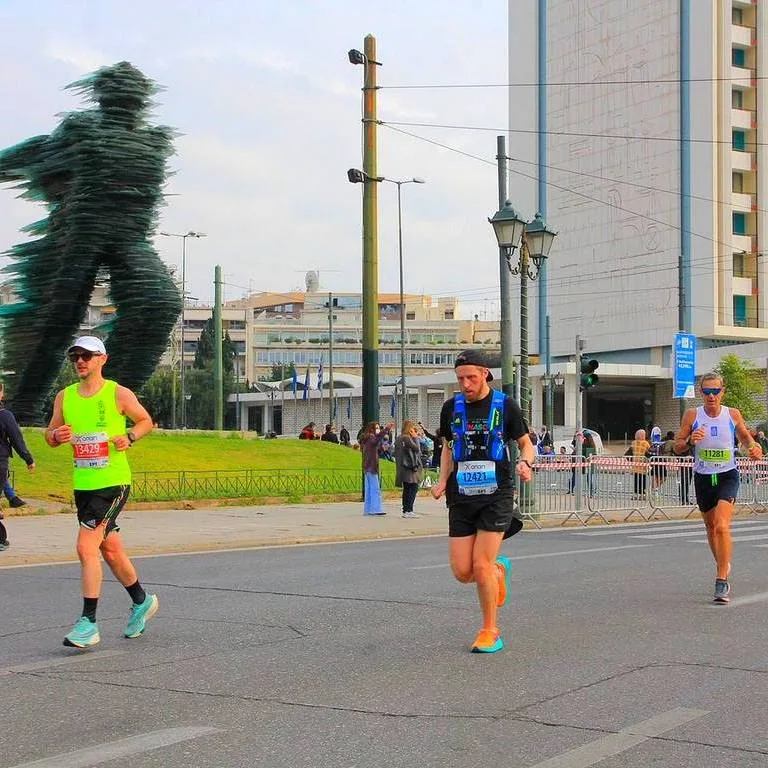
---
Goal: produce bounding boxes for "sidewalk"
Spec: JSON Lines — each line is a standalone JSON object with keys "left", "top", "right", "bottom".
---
{"left": 0, "top": 496, "right": 452, "bottom": 567}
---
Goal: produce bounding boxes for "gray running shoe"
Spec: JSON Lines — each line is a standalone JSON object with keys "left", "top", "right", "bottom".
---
{"left": 401, "top": 511, "right": 420, "bottom": 519}
{"left": 714, "top": 579, "right": 731, "bottom": 603}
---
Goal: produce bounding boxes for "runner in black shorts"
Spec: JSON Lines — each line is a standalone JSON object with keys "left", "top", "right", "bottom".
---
{"left": 74, "top": 485, "right": 131, "bottom": 534}
{"left": 431, "top": 349, "right": 534, "bottom": 653}
{"left": 674, "top": 372, "right": 762, "bottom": 603}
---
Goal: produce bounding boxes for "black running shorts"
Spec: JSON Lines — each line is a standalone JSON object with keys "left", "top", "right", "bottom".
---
{"left": 74, "top": 485, "right": 130, "bottom": 536}
{"left": 693, "top": 469, "right": 739, "bottom": 514}
{"left": 448, "top": 494, "right": 521, "bottom": 538}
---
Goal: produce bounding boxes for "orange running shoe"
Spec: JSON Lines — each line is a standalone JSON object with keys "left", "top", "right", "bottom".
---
{"left": 496, "top": 555, "right": 511, "bottom": 607}
{"left": 471, "top": 628, "right": 504, "bottom": 654}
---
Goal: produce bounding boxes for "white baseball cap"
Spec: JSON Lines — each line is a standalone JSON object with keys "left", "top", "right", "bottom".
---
{"left": 67, "top": 336, "right": 107, "bottom": 355}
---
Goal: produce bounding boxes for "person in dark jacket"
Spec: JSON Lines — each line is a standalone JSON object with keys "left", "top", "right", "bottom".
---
{"left": 320, "top": 424, "right": 339, "bottom": 444}
{"left": 0, "top": 383, "right": 36, "bottom": 549}
{"left": 421, "top": 424, "right": 443, "bottom": 469}
{"left": 339, "top": 426, "right": 351, "bottom": 446}
{"left": 395, "top": 420, "right": 424, "bottom": 519}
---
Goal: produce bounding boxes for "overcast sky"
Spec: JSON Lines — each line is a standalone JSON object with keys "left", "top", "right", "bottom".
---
{"left": 0, "top": 0, "right": 525, "bottom": 318}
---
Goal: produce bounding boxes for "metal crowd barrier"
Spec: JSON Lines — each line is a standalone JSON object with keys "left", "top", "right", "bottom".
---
{"left": 516, "top": 454, "right": 768, "bottom": 527}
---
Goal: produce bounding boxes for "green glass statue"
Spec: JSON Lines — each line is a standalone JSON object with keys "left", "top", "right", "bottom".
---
{"left": 0, "top": 61, "right": 182, "bottom": 422}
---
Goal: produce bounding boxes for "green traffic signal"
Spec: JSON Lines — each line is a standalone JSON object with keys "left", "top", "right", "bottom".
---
{"left": 580, "top": 359, "right": 599, "bottom": 390}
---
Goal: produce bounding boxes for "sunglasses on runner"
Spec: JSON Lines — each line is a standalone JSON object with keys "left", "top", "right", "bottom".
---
{"left": 68, "top": 351, "right": 102, "bottom": 363}
{"left": 701, "top": 387, "right": 722, "bottom": 396}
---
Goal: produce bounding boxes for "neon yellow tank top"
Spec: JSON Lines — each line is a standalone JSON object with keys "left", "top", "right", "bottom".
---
{"left": 62, "top": 379, "right": 131, "bottom": 490}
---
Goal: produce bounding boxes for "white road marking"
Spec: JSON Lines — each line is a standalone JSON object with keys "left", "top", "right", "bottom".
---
{"left": 633, "top": 524, "right": 768, "bottom": 540}
{"left": 729, "top": 591, "right": 768, "bottom": 607}
{"left": 573, "top": 519, "right": 764, "bottom": 537}
{"left": 410, "top": 544, "right": 652, "bottom": 569}
{"left": 0, "top": 649, "right": 126, "bottom": 676}
{"left": 7, "top": 727, "right": 222, "bottom": 768}
{"left": 527, "top": 707, "right": 708, "bottom": 768}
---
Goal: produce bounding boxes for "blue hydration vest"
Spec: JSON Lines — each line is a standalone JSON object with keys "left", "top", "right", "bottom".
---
{"left": 450, "top": 390, "right": 507, "bottom": 463}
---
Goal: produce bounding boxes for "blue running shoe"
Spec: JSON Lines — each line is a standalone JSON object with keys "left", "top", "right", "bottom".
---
{"left": 124, "top": 593, "right": 159, "bottom": 638}
{"left": 63, "top": 617, "right": 100, "bottom": 648}
{"left": 495, "top": 555, "right": 512, "bottom": 607}
{"left": 714, "top": 579, "right": 731, "bottom": 604}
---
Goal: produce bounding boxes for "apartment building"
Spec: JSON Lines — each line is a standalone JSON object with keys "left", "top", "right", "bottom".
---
{"left": 509, "top": 0, "right": 768, "bottom": 436}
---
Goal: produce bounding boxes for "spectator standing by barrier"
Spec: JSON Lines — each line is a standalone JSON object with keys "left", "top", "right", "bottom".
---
{"left": 0, "top": 382, "right": 35, "bottom": 550}
{"left": 674, "top": 372, "right": 762, "bottom": 603}
{"left": 360, "top": 421, "right": 394, "bottom": 516}
{"left": 626, "top": 429, "right": 651, "bottom": 498}
{"left": 395, "top": 420, "right": 423, "bottom": 519}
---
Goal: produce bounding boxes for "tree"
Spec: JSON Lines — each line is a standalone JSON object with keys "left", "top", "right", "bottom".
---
{"left": 714, "top": 354, "right": 765, "bottom": 423}
{"left": 264, "top": 362, "right": 295, "bottom": 382}
{"left": 139, "top": 367, "right": 178, "bottom": 427}
{"left": 194, "top": 317, "right": 235, "bottom": 373}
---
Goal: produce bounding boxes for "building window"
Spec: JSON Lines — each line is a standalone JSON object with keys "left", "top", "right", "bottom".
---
{"left": 732, "top": 7, "right": 743, "bottom": 25}
{"left": 406, "top": 312, "right": 415, "bottom": 320}
{"left": 732, "top": 130, "right": 747, "bottom": 151}
{"left": 733, "top": 295, "right": 747, "bottom": 327}
{"left": 732, "top": 89, "right": 743, "bottom": 109}
{"left": 444, "top": 310, "right": 454, "bottom": 320}
{"left": 733, "top": 212, "right": 747, "bottom": 235}
{"left": 732, "top": 172, "right": 744, "bottom": 193}
{"left": 732, "top": 48, "right": 746, "bottom": 68}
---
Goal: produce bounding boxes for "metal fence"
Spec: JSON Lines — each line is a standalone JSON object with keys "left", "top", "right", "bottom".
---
{"left": 517, "top": 455, "right": 768, "bottom": 527}
{"left": 130, "top": 468, "right": 401, "bottom": 501}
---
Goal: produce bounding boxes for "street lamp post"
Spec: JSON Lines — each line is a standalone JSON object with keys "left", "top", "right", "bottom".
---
{"left": 347, "top": 170, "right": 424, "bottom": 429}
{"left": 159, "top": 231, "right": 206, "bottom": 429}
{"left": 489, "top": 204, "right": 556, "bottom": 423}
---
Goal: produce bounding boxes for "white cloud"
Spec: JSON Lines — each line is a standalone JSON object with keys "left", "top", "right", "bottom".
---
{"left": 42, "top": 39, "right": 111, "bottom": 73}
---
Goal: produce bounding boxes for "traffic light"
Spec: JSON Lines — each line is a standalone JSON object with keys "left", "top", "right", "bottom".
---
{"left": 580, "top": 359, "right": 599, "bottom": 390}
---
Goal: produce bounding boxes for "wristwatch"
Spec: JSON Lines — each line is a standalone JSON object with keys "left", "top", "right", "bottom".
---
{"left": 127, "top": 430, "right": 137, "bottom": 445}
{"left": 518, "top": 459, "right": 532, "bottom": 468}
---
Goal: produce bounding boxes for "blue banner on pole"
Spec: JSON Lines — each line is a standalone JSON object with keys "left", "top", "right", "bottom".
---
{"left": 674, "top": 332, "right": 696, "bottom": 398}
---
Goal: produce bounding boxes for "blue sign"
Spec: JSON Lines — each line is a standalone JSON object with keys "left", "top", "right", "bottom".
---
{"left": 674, "top": 333, "right": 696, "bottom": 398}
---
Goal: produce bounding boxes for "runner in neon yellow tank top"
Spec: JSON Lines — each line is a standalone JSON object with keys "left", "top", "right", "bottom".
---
{"left": 46, "top": 336, "right": 158, "bottom": 648}
{"left": 674, "top": 372, "right": 762, "bottom": 603}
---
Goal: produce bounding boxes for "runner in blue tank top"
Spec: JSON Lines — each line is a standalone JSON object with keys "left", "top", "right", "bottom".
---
{"left": 674, "top": 372, "right": 762, "bottom": 603}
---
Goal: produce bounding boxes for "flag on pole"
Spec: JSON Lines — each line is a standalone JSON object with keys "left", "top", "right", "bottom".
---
{"left": 390, "top": 391, "right": 396, "bottom": 418}
{"left": 303, "top": 365, "right": 310, "bottom": 400}
{"left": 333, "top": 398, "right": 337, "bottom": 419}
{"left": 291, "top": 366, "right": 297, "bottom": 394}
{"left": 346, "top": 397, "right": 352, "bottom": 419}
{"left": 317, "top": 358, "right": 324, "bottom": 391}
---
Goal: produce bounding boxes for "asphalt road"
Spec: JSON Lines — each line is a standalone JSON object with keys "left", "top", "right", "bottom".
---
{"left": 2, "top": 517, "right": 768, "bottom": 767}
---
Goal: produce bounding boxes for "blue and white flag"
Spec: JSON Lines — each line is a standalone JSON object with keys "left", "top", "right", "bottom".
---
{"left": 291, "top": 366, "right": 298, "bottom": 394}
{"left": 303, "top": 365, "right": 310, "bottom": 400}
{"left": 333, "top": 398, "right": 338, "bottom": 419}
{"left": 317, "top": 359, "right": 324, "bottom": 391}
{"left": 346, "top": 397, "right": 352, "bottom": 419}
{"left": 390, "top": 391, "right": 396, "bottom": 417}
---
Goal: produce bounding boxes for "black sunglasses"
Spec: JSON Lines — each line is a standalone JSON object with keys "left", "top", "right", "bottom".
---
{"left": 68, "top": 351, "right": 102, "bottom": 363}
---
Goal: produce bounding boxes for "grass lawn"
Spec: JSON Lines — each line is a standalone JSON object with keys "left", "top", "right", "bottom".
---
{"left": 11, "top": 430, "right": 397, "bottom": 501}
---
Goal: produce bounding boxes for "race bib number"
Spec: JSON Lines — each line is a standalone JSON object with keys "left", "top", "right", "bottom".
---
{"left": 73, "top": 432, "right": 110, "bottom": 469}
{"left": 699, "top": 448, "right": 732, "bottom": 464}
{"left": 456, "top": 460, "right": 498, "bottom": 496}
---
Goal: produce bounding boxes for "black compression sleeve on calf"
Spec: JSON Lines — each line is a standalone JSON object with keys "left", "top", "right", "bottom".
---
{"left": 82, "top": 597, "right": 98, "bottom": 622}
{"left": 125, "top": 580, "right": 146, "bottom": 605}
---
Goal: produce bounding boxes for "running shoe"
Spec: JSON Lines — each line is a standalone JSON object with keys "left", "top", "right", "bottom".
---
{"left": 471, "top": 628, "right": 504, "bottom": 654}
{"left": 63, "top": 617, "right": 100, "bottom": 648}
{"left": 0, "top": 540, "right": 8, "bottom": 551}
{"left": 124, "top": 593, "right": 159, "bottom": 638}
{"left": 714, "top": 579, "right": 731, "bottom": 604}
{"left": 496, "top": 555, "right": 512, "bottom": 607}
{"left": 401, "top": 511, "right": 420, "bottom": 519}
{"left": 8, "top": 496, "right": 26, "bottom": 508}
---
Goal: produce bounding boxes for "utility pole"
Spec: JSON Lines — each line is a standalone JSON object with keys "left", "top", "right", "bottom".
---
{"left": 497, "top": 135, "right": 514, "bottom": 398}
{"left": 574, "top": 334, "right": 584, "bottom": 509}
{"left": 214, "top": 265, "right": 223, "bottom": 430}
{"left": 328, "top": 291, "right": 335, "bottom": 424}
{"left": 361, "top": 34, "right": 380, "bottom": 427}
